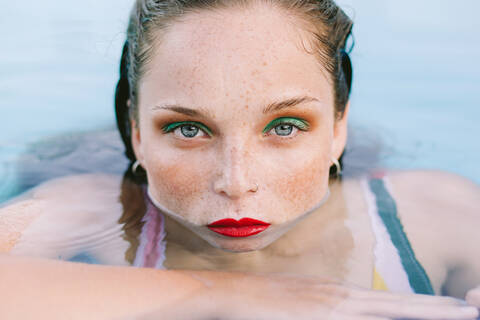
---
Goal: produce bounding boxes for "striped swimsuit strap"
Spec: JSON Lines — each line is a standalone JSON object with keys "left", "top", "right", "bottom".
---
{"left": 133, "top": 187, "right": 167, "bottom": 269}
{"left": 365, "top": 172, "right": 434, "bottom": 295}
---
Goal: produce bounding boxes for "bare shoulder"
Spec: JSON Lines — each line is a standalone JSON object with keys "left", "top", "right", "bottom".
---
{"left": 387, "top": 169, "right": 479, "bottom": 219}
{"left": 0, "top": 174, "right": 123, "bottom": 253}
{"left": 386, "top": 169, "right": 479, "bottom": 241}
{"left": 387, "top": 169, "right": 479, "bottom": 196}
{"left": 385, "top": 170, "right": 480, "bottom": 295}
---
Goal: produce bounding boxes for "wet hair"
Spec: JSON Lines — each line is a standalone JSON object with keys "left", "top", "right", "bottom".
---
{"left": 115, "top": 0, "right": 353, "bottom": 176}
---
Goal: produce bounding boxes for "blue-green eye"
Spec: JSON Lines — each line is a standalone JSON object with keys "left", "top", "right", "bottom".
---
{"left": 162, "top": 121, "right": 212, "bottom": 138}
{"left": 275, "top": 124, "right": 294, "bottom": 136}
{"left": 180, "top": 125, "right": 200, "bottom": 138}
{"left": 263, "top": 117, "right": 310, "bottom": 137}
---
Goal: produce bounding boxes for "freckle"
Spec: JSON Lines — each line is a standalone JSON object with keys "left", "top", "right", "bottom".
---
{"left": 263, "top": 61, "right": 267, "bottom": 66}
{"left": 244, "top": 105, "right": 249, "bottom": 110}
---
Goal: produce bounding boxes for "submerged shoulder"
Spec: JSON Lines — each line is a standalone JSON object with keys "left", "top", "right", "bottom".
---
{"left": 0, "top": 174, "right": 124, "bottom": 253}
{"left": 29, "top": 173, "right": 124, "bottom": 200}
{"left": 1, "top": 173, "right": 123, "bottom": 208}
{"left": 1, "top": 173, "right": 125, "bottom": 217}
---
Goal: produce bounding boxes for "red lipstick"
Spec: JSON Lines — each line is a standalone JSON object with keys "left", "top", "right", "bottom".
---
{"left": 207, "top": 218, "right": 270, "bottom": 238}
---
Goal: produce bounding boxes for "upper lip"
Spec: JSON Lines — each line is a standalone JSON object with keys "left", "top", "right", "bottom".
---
{"left": 207, "top": 218, "right": 270, "bottom": 227}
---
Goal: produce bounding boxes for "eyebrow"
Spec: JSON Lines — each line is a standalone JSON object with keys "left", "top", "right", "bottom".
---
{"left": 262, "top": 96, "right": 320, "bottom": 114}
{"left": 152, "top": 105, "right": 210, "bottom": 118}
{"left": 152, "top": 95, "right": 320, "bottom": 117}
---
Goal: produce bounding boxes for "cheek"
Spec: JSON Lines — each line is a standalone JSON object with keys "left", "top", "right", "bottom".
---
{"left": 145, "top": 151, "right": 211, "bottom": 211}
{"left": 262, "top": 136, "right": 331, "bottom": 221}
{"left": 273, "top": 155, "right": 329, "bottom": 207}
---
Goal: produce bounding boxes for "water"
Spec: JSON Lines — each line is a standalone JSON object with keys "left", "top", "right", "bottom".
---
{"left": 0, "top": 3, "right": 478, "bottom": 313}
{"left": 1, "top": 0, "right": 479, "bottom": 203}
{"left": 343, "top": 0, "right": 480, "bottom": 180}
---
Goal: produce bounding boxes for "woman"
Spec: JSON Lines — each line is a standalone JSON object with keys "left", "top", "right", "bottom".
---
{"left": 1, "top": 0, "right": 479, "bottom": 319}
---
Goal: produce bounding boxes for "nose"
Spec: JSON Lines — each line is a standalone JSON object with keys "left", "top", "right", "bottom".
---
{"left": 213, "top": 141, "right": 258, "bottom": 199}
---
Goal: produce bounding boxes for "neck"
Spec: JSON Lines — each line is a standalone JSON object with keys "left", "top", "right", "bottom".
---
{"left": 160, "top": 180, "right": 355, "bottom": 278}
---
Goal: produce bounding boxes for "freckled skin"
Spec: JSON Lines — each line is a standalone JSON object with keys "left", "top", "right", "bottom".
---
{"left": 132, "top": 4, "right": 348, "bottom": 250}
{"left": 273, "top": 157, "right": 328, "bottom": 211}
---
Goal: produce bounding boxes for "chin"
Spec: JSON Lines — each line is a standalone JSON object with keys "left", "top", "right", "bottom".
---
{"left": 195, "top": 225, "right": 292, "bottom": 253}
{"left": 173, "top": 211, "right": 314, "bottom": 253}
{"left": 209, "top": 237, "right": 274, "bottom": 253}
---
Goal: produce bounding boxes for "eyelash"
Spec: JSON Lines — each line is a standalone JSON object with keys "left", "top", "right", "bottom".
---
{"left": 162, "top": 117, "right": 310, "bottom": 139}
{"left": 262, "top": 117, "right": 310, "bottom": 137}
{"left": 162, "top": 121, "right": 213, "bottom": 138}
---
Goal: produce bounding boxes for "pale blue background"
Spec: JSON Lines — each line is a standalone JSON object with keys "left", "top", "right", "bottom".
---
{"left": 1, "top": 0, "right": 479, "bottom": 203}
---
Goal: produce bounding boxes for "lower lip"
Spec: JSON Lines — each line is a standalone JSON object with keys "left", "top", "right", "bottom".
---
{"left": 207, "top": 218, "right": 270, "bottom": 238}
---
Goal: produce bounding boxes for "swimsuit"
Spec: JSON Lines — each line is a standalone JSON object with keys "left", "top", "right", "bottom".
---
{"left": 134, "top": 174, "right": 435, "bottom": 295}
{"left": 133, "top": 193, "right": 167, "bottom": 269}
{"left": 365, "top": 172, "right": 434, "bottom": 295}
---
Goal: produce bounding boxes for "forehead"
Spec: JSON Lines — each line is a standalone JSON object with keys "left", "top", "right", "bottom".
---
{"left": 138, "top": 3, "right": 333, "bottom": 111}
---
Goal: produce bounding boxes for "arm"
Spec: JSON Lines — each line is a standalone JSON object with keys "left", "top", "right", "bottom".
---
{"left": 1, "top": 254, "right": 477, "bottom": 320}
{"left": 0, "top": 254, "right": 208, "bottom": 320}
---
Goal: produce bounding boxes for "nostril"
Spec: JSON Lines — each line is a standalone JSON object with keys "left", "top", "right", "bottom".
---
{"left": 213, "top": 179, "right": 257, "bottom": 199}
{"left": 213, "top": 149, "right": 256, "bottom": 198}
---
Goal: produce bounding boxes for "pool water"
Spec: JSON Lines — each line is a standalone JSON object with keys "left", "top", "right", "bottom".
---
{"left": 1, "top": 0, "right": 479, "bottom": 203}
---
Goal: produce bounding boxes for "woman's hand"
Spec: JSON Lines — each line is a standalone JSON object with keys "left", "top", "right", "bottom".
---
{"left": 142, "top": 272, "right": 479, "bottom": 320}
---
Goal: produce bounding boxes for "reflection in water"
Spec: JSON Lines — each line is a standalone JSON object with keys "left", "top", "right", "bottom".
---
{"left": 131, "top": 187, "right": 166, "bottom": 269}
{"left": 0, "top": 161, "right": 16, "bottom": 207}
{"left": 68, "top": 252, "right": 99, "bottom": 265}
{"left": 0, "top": 129, "right": 129, "bottom": 203}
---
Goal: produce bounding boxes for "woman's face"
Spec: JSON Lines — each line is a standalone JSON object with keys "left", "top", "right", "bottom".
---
{"left": 132, "top": 4, "right": 348, "bottom": 252}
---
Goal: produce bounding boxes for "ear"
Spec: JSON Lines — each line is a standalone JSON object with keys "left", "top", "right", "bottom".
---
{"left": 130, "top": 112, "right": 145, "bottom": 166}
{"left": 331, "top": 101, "right": 350, "bottom": 160}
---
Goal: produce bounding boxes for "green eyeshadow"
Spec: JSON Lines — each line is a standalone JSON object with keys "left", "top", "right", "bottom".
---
{"left": 262, "top": 117, "right": 310, "bottom": 134}
{"left": 162, "top": 121, "right": 213, "bottom": 137}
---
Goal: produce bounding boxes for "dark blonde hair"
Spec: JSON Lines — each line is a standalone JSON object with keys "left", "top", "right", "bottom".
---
{"left": 115, "top": 0, "right": 353, "bottom": 166}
